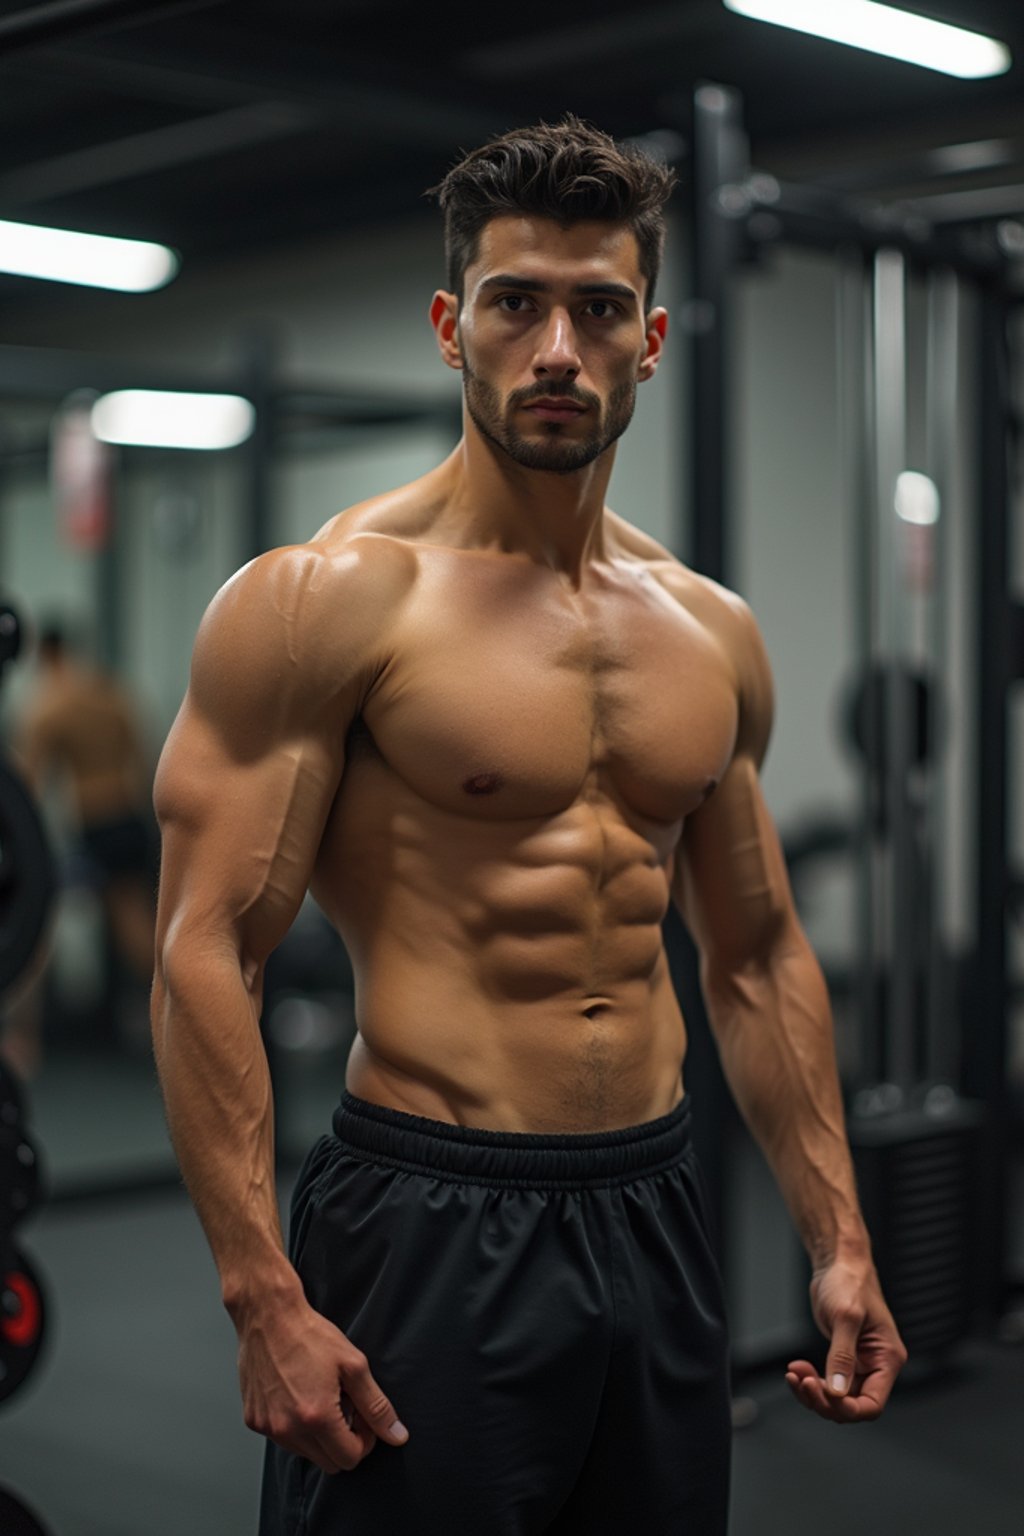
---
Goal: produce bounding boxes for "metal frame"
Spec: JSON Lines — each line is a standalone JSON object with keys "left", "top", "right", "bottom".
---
{"left": 677, "top": 85, "right": 752, "bottom": 1285}
{"left": 969, "top": 281, "right": 1014, "bottom": 1313}
{"left": 688, "top": 82, "right": 1018, "bottom": 1332}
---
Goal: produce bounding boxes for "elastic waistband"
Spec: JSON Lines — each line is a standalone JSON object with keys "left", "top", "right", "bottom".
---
{"left": 331, "top": 1091, "right": 693, "bottom": 1190}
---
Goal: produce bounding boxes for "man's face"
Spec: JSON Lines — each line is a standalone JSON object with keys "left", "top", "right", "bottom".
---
{"left": 433, "top": 216, "right": 667, "bottom": 476}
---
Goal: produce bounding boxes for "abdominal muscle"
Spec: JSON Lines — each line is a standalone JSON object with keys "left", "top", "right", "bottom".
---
{"left": 314, "top": 767, "right": 690, "bottom": 1135}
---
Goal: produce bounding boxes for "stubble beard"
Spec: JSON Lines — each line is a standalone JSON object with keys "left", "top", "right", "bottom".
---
{"left": 462, "top": 360, "right": 637, "bottom": 476}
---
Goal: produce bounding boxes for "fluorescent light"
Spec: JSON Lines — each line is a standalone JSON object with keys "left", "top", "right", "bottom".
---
{"left": 0, "top": 218, "right": 177, "bottom": 291}
{"left": 895, "top": 471, "right": 940, "bottom": 526}
{"left": 91, "top": 391, "right": 255, "bottom": 451}
{"left": 723, "top": 0, "right": 1011, "bottom": 79}
{"left": 928, "top": 139, "right": 1015, "bottom": 176}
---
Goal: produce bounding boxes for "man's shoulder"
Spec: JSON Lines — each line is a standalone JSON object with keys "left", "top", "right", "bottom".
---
{"left": 215, "top": 513, "right": 419, "bottom": 641}
{"left": 191, "top": 516, "right": 422, "bottom": 729}
{"left": 606, "top": 511, "right": 752, "bottom": 634}
{"left": 608, "top": 513, "right": 774, "bottom": 761}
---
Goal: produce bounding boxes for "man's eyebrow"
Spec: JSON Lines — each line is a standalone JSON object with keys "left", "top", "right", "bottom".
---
{"left": 478, "top": 274, "right": 638, "bottom": 301}
{"left": 479, "top": 274, "right": 548, "bottom": 293}
{"left": 574, "top": 281, "right": 638, "bottom": 301}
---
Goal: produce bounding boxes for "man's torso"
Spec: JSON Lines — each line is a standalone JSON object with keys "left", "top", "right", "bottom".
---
{"left": 300, "top": 484, "right": 741, "bottom": 1133}
{"left": 26, "top": 670, "right": 146, "bottom": 825}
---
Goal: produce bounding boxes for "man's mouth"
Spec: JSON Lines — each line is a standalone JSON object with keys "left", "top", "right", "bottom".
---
{"left": 522, "top": 399, "right": 588, "bottom": 422}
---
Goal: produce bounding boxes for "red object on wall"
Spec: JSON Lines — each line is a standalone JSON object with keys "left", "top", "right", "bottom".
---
{"left": 50, "top": 402, "right": 114, "bottom": 551}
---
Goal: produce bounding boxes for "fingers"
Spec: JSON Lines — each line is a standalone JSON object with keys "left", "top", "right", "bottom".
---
{"left": 307, "top": 1364, "right": 410, "bottom": 1474}
{"left": 784, "top": 1360, "right": 887, "bottom": 1424}
{"left": 823, "top": 1309, "right": 863, "bottom": 1401}
{"left": 790, "top": 1261, "right": 908, "bottom": 1425}
{"left": 310, "top": 1398, "right": 376, "bottom": 1475}
{"left": 258, "top": 1393, "right": 360, "bottom": 1474}
{"left": 245, "top": 1343, "right": 409, "bottom": 1475}
{"left": 299, "top": 1352, "right": 410, "bottom": 1474}
{"left": 269, "top": 1393, "right": 381, "bottom": 1474}
{"left": 342, "top": 1350, "right": 410, "bottom": 1448}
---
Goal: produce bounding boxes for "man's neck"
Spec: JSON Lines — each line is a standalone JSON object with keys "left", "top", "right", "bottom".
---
{"left": 437, "top": 419, "right": 617, "bottom": 587}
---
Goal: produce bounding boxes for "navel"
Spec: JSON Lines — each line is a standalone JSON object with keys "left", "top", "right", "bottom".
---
{"left": 581, "top": 998, "right": 612, "bottom": 1020}
{"left": 462, "top": 772, "right": 503, "bottom": 796}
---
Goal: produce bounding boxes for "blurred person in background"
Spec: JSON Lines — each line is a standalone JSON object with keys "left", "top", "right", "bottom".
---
{"left": 4, "top": 623, "right": 156, "bottom": 1074}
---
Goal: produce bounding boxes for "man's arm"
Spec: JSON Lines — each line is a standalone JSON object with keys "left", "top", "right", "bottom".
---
{"left": 12, "top": 700, "right": 56, "bottom": 794}
{"left": 152, "top": 539, "right": 412, "bottom": 1471}
{"left": 673, "top": 592, "right": 907, "bottom": 1424}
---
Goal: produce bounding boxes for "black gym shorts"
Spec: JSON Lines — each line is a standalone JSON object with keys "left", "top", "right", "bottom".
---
{"left": 258, "top": 1090, "right": 732, "bottom": 1536}
{"left": 78, "top": 811, "right": 153, "bottom": 882}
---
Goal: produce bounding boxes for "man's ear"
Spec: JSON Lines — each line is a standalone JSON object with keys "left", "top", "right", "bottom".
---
{"left": 638, "top": 307, "right": 668, "bottom": 382}
{"left": 431, "top": 290, "right": 463, "bottom": 371}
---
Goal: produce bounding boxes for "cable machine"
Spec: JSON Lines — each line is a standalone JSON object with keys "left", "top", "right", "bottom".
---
{"left": 684, "top": 81, "right": 1019, "bottom": 1358}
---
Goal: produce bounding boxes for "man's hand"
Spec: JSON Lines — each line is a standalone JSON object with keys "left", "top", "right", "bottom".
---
{"left": 785, "top": 1256, "right": 908, "bottom": 1424}
{"left": 238, "top": 1297, "right": 409, "bottom": 1472}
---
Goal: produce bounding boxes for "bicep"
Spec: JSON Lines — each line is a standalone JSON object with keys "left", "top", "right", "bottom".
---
{"left": 673, "top": 752, "right": 798, "bottom": 977}
{"left": 669, "top": 580, "right": 798, "bottom": 975}
{"left": 154, "top": 697, "right": 344, "bottom": 971}
{"left": 153, "top": 549, "right": 360, "bottom": 972}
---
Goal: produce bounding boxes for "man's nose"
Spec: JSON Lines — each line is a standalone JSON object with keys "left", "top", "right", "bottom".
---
{"left": 533, "top": 311, "right": 581, "bottom": 380}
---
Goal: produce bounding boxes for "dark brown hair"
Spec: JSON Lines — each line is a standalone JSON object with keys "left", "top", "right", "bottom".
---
{"left": 428, "top": 115, "right": 677, "bottom": 310}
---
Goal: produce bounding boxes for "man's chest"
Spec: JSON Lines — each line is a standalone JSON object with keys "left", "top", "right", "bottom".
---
{"left": 356, "top": 556, "right": 739, "bottom": 826}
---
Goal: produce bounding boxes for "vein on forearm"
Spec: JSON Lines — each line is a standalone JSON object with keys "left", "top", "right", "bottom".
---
{"left": 703, "top": 934, "right": 867, "bottom": 1265}
{"left": 153, "top": 946, "right": 282, "bottom": 1274}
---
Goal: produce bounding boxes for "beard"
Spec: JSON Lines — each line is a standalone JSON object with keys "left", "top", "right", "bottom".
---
{"left": 462, "top": 361, "right": 637, "bottom": 476}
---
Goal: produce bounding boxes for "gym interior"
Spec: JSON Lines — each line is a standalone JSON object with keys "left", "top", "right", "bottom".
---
{"left": 0, "top": 2, "right": 1022, "bottom": 1532}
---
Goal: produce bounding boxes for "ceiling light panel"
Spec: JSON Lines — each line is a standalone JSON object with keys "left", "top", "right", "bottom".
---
{"left": 91, "top": 391, "right": 254, "bottom": 450}
{"left": 0, "top": 219, "right": 177, "bottom": 291}
{"left": 723, "top": 0, "right": 1012, "bottom": 79}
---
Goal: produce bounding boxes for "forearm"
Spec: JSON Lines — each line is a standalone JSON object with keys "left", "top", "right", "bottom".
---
{"left": 703, "top": 930, "right": 871, "bottom": 1270}
{"left": 151, "top": 942, "right": 302, "bottom": 1319}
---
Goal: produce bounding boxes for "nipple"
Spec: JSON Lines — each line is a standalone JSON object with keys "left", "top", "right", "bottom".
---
{"left": 462, "top": 772, "right": 503, "bottom": 796}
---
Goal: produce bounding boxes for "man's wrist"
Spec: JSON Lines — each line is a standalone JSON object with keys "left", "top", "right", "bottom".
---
{"left": 221, "top": 1254, "right": 305, "bottom": 1326}
{"left": 809, "top": 1220, "right": 874, "bottom": 1272}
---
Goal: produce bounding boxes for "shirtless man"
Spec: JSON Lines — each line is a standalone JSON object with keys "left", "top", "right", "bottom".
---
{"left": 6, "top": 625, "right": 155, "bottom": 1072}
{"left": 151, "top": 118, "right": 906, "bottom": 1535}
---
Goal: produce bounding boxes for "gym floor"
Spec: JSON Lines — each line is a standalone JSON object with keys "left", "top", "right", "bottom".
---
{"left": 3, "top": 1064, "right": 1023, "bottom": 1536}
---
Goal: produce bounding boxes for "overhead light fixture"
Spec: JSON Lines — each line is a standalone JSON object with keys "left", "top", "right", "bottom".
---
{"left": 0, "top": 218, "right": 177, "bottom": 291}
{"left": 927, "top": 139, "right": 1016, "bottom": 176}
{"left": 723, "top": 0, "right": 1011, "bottom": 79}
{"left": 91, "top": 391, "right": 255, "bottom": 451}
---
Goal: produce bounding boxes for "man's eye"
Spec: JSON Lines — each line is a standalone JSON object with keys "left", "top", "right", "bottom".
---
{"left": 498, "top": 295, "right": 530, "bottom": 312}
{"left": 585, "top": 300, "right": 617, "bottom": 318}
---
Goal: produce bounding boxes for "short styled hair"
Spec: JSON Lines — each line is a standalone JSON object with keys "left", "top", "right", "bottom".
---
{"left": 428, "top": 115, "right": 677, "bottom": 310}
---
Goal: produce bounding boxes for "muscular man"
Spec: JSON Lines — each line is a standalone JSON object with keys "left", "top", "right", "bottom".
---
{"left": 152, "top": 118, "right": 906, "bottom": 1535}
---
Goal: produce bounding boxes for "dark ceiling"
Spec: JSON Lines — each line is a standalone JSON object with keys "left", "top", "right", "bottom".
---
{"left": 2, "top": 0, "right": 1024, "bottom": 283}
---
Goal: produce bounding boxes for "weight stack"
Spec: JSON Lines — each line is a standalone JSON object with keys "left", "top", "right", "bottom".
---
{"left": 848, "top": 1093, "right": 988, "bottom": 1357}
